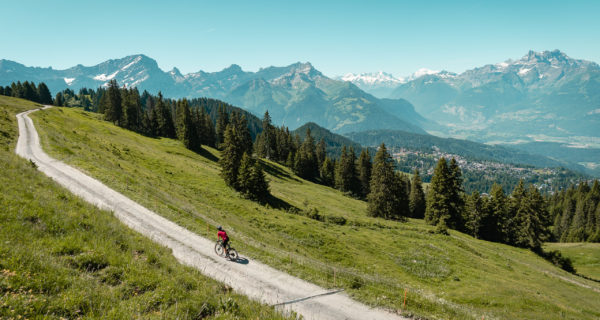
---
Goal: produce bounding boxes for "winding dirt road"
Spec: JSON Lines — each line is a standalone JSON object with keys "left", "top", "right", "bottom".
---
{"left": 15, "top": 107, "right": 406, "bottom": 320}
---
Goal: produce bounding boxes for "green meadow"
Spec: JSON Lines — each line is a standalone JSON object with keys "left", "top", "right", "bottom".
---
{"left": 25, "top": 105, "right": 600, "bottom": 319}
{"left": 545, "top": 242, "right": 600, "bottom": 281}
{"left": 0, "top": 96, "right": 289, "bottom": 319}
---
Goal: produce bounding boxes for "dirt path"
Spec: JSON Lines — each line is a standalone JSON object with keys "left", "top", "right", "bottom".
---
{"left": 16, "top": 107, "right": 406, "bottom": 320}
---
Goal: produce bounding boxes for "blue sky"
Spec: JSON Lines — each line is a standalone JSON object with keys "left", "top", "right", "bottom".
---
{"left": 2, "top": 0, "right": 599, "bottom": 77}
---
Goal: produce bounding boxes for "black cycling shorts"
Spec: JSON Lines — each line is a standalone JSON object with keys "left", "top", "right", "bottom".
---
{"left": 222, "top": 238, "right": 229, "bottom": 247}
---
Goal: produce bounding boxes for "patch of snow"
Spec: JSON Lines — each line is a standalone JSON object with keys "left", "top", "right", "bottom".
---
{"left": 64, "top": 77, "right": 75, "bottom": 85}
{"left": 121, "top": 56, "right": 142, "bottom": 70}
{"left": 340, "top": 71, "right": 404, "bottom": 86}
{"left": 410, "top": 68, "right": 439, "bottom": 79}
{"left": 495, "top": 62, "right": 509, "bottom": 69}
{"left": 93, "top": 70, "right": 119, "bottom": 81}
{"left": 518, "top": 68, "right": 531, "bottom": 75}
{"left": 539, "top": 74, "right": 544, "bottom": 79}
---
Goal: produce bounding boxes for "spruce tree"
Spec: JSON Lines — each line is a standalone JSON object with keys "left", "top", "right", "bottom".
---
{"left": 409, "top": 169, "right": 426, "bottom": 219}
{"left": 320, "top": 156, "right": 335, "bottom": 186}
{"left": 104, "top": 79, "right": 122, "bottom": 125}
{"left": 36, "top": 82, "right": 53, "bottom": 104}
{"left": 123, "top": 88, "right": 142, "bottom": 131}
{"left": 247, "top": 159, "right": 270, "bottom": 202}
{"left": 156, "top": 93, "right": 176, "bottom": 138}
{"left": 357, "top": 149, "right": 372, "bottom": 199}
{"left": 237, "top": 152, "right": 254, "bottom": 196}
{"left": 175, "top": 99, "right": 200, "bottom": 151}
{"left": 219, "top": 124, "right": 242, "bottom": 189}
{"left": 367, "top": 144, "right": 406, "bottom": 220}
{"left": 316, "top": 138, "right": 326, "bottom": 170}
{"left": 514, "top": 186, "right": 550, "bottom": 249}
{"left": 425, "top": 157, "right": 451, "bottom": 226}
{"left": 464, "top": 191, "right": 484, "bottom": 238}
{"left": 216, "top": 105, "right": 229, "bottom": 148}
{"left": 447, "top": 158, "right": 465, "bottom": 229}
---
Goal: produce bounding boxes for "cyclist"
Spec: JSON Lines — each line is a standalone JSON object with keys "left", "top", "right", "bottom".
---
{"left": 217, "top": 226, "right": 229, "bottom": 256}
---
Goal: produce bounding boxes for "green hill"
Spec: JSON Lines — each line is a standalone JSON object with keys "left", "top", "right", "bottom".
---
{"left": 0, "top": 96, "right": 288, "bottom": 319}
{"left": 26, "top": 106, "right": 600, "bottom": 319}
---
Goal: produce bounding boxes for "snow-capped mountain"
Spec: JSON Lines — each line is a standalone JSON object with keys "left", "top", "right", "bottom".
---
{"left": 390, "top": 50, "right": 600, "bottom": 146}
{"left": 0, "top": 56, "right": 427, "bottom": 134}
{"left": 337, "top": 71, "right": 404, "bottom": 98}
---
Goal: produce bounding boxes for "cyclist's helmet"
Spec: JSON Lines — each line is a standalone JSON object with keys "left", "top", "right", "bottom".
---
{"left": 217, "top": 226, "right": 223, "bottom": 231}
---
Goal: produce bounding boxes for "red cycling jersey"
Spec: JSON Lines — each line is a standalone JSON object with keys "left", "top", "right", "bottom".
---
{"left": 218, "top": 230, "right": 228, "bottom": 241}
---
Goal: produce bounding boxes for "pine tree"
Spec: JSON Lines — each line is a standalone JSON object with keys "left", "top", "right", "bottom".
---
{"left": 409, "top": 169, "right": 426, "bottom": 218}
{"left": 320, "top": 156, "right": 335, "bottom": 186}
{"left": 216, "top": 105, "right": 229, "bottom": 148}
{"left": 514, "top": 186, "right": 550, "bottom": 249}
{"left": 367, "top": 144, "right": 406, "bottom": 220}
{"left": 294, "top": 128, "right": 318, "bottom": 180}
{"left": 36, "top": 82, "right": 53, "bottom": 104}
{"left": 54, "top": 92, "right": 64, "bottom": 107}
{"left": 425, "top": 157, "right": 451, "bottom": 226}
{"left": 258, "top": 111, "right": 276, "bottom": 159}
{"left": 237, "top": 152, "right": 255, "bottom": 196}
{"left": 104, "top": 79, "right": 122, "bottom": 125}
{"left": 122, "top": 88, "right": 142, "bottom": 131}
{"left": 483, "top": 184, "right": 508, "bottom": 242}
{"left": 155, "top": 93, "right": 176, "bottom": 138}
{"left": 22, "top": 81, "right": 39, "bottom": 102}
{"left": 175, "top": 99, "right": 201, "bottom": 151}
{"left": 247, "top": 159, "right": 270, "bottom": 202}
{"left": 447, "top": 158, "right": 465, "bottom": 229}
{"left": 219, "top": 124, "right": 242, "bottom": 189}
{"left": 316, "top": 138, "right": 326, "bottom": 170}
{"left": 357, "top": 149, "right": 372, "bottom": 199}
{"left": 464, "top": 191, "right": 485, "bottom": 237}
{"left": 506, "top": 180, "right": 527, "bottom": 245}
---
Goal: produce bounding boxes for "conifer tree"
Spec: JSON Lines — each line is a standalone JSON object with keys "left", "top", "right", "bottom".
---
{"left": 216, "top": 105, "right": 229, "bottom": 148}
{"left": 247, "top": 159, "right": 270, "bottom": 202}
{"left": 464, "top": 191, "right": 485, "bottom": 237}
{"left": 219, "top": 124, "right": 242, "bottom": 189}
{"left": 294, "top": 128, "right": 318, "bottom": 180}
{"left": 104, "top": 79, "right": 122, "bottom": 125}
{"left": 514, "top": 186, "right": 550, "bottom": 249}
{"left": 316, "top": 138, "right": 326, "bottom": 170}
{"left": 335, "top": 146, "right": 358, "bottom": 194}
{"left": 237, "top": 152, "right": 255, "bottom": 196}
{"left": 357, "top": 149, "right": 372, "bottom": 198}
{"left": 122, "top": 88, "right": 142, "bottom": 131}
{"left": 367, "top": 144, "right": 406, "bottom": 220}
{"left": 175, "top": 99, "right": 200, "bottom": 151}
{"left": 320, "top": 156, "right": 335, "bottom": 186}
{"left": 36, "top": 82, "right": 53, "bottom": 104}
{"left": 447, "top": 158, "right": 465, "bottom": 228}
{"left": 409, "top": 169, "right": 426, "bottom": 218}
{"left": 155, "top": 92, "right": 176, "bottom": 138}
{"left": 483, "top": 184, "right": 508, "bottom": 242}
{"left": 54, "top": 92, "right": 64, "bottom": 107}
{"left": 425, "top": 157, "right": 451, "bottom": 226}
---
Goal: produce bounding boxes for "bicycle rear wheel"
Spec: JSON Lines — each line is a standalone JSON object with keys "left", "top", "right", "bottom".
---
{"left": 227, "top": 248, "right": 238, "bottom": 260}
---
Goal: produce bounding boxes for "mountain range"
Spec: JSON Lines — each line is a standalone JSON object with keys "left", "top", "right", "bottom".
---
{"left": 0, "top": 56, "right": 427, "bottom": 134}
{"left": 343, "top": 50, "right": 600, "bottom": 147}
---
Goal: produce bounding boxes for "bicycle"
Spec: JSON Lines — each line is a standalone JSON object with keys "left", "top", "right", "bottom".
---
{"left": 215, "top": 239, "right": 238, "bottom": 260}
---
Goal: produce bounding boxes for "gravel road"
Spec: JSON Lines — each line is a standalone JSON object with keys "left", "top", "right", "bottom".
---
{"left": 15, "top": 107, "right": 407, "bottom": 320}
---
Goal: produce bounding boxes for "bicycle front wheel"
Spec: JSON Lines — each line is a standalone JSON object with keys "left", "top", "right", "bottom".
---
{"left": 215, "top": 242, "right": 225, "bottom": 257}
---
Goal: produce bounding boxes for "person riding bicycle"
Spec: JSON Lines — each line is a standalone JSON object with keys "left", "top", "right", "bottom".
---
{"left": 217, "top": 226, "right": 229, "bottom": 256}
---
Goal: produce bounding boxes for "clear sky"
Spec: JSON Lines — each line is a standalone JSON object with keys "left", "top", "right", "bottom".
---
{"left": 2, "top": 0, "right": 599, "bottom": 78}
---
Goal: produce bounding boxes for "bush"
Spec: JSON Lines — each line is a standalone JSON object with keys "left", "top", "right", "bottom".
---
{"left": 537, "top": 249, "right": 576, "bottom": 273}
{"left": 325, "top": 215, "right": 347, "bottom": 226}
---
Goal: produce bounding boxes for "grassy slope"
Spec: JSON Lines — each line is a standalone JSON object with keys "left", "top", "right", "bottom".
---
{"left": 0, "top": 96, "right": 288, "bottom": 319}
{"left": 31, "top": 107, "right": 600, "bottom": 320}
{"left": 545, "top": 243, "right": 600, "bottom": 281}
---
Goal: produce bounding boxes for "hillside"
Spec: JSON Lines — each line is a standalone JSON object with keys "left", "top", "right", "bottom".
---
{"left": 292, "top": 122, "right": 363, "bottom": 157}
{"left": 544, "top": 243, "right": 600, "bottom": 281}
{"left": 28, "top": 106, "right": 600, "bottom": 319}
{"left": 0, "top": 96, "right": 287, "bottom": 319}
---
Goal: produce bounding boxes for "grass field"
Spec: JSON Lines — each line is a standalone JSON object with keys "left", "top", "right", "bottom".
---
{"left": 545, "top": 243, "right": 600, "bottom": 281}
{"left": 30, "top": 106, "right": 600, "bottom": 320}
{"left": 0, "top": 96, "right": 290, "bottom": 319}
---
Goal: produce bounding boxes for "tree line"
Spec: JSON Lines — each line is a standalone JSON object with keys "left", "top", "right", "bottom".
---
{"left": 0, "top": 81, "right": 53, "bottom": 105}
{"left": 549, "top": 180, "right": 600, "bottom": 242}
